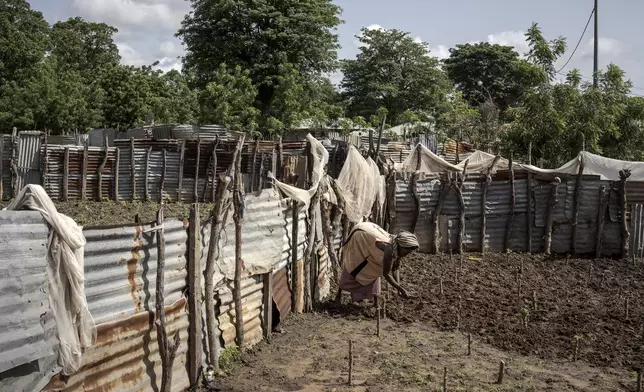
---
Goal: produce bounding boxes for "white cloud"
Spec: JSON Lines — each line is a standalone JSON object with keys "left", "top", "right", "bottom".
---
{"left": 72, "top": 0, "right": 186, "bottom": 32}
{"left": 366, "top": 24, "right": 384, "bottom": 31}
{"left": 155, "top": 57, "right": 182, "bottom": 73}
{"left": 580, "top": 37, "right": 624, "bottom": 58}
{"left": 117, "top": 42, "right": 148, "bottom": 66}
{"left": 486, "top": 30, "right": 530, "bottom": 55}
{"left": 159, "top": 40, "right": 184, "bottom": 58}
{"left": 432, "top": 45, "right": 450, "bottom": 60}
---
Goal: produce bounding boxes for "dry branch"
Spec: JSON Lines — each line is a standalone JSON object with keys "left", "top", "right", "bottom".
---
{"left": 348, "top": 340, "right": 354, "bottom": 385}
{"left": 303, "top": 187, "right": 320, "bottom": 312}
{"left": 145, "top": 146, "right": 152, "bottom": 201}
{"left": 81, "top": 144, "right": 88, "bottom": 200}
{"left": 291, "top": 200, "right": 300, "bottom": 313}
{"left": 232, "top": 138, "right": 246, "bottom": 348}
{"left": 97, "top": 134, "right": 109, "bottom": 200}
{"left": 320, "top": 181, "right": 339, "bottom": 278}
{"left": 620, "top": 169, "right": 632, "bottom": 258}
{"left": 481, "top": 156, "right": 500, "bottom": 253}
{"left": 411, "top": 171, "right": 421, "bottom": 233}
{"left": 130, "top": 138, "right": 136, "bottom": 200}
{"left": 432, "top": 174, "right": 451, "bottom": 254}
{"left": 63, "top": 147, "right": 69, "bottom": 201}
{"left": 544, "top": 178, "right": 562, "bottom": 255}
{"left": 159, "top": 149, "right": 167, "bottom": 203}
{"left": 114, "top": 148, "right": 120, "bottom": 201}
{"left": 504, "top": 154, "right": 515, "bottom": 253}
{"left": 204, "top": 136, "right": 244, "bottom": 369}
{"left": 194, "top": 138, "right": 201, "bottom": 202}
{"left": 178, "top": 140, "right": 185, "bottom": 202}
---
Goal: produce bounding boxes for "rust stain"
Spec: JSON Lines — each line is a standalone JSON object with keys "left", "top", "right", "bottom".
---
{"left": 118, "top": 225, "right": 146, "bottom": 313}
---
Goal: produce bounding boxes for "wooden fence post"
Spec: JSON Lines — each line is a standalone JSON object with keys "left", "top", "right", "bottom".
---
{"left": 263, "top": 272, "right": 273, "bottom": 341}
{"left": 10, "top": 128, "right": 18, "bottom": 197}
{"left": 504, "top": 154, "right": 515, "bottom": 253}
{"left": 596, "top": 186, "right": 608, "bottom": 258}
{"left": 291, "top": 200, "right": 300, "bottom": 313}
{"left": 81, "top": 144, "right": 88, "bottom": 200}
{"left": 232, "top": 144, "right": 245, "bottom": 347}
{"left": 159, "top": 149, "right": 167, "bottom": 203}
{"left": 42, "top": 132, "right": 48, "bottom": 192}
{"left": 155, "top": 207, "right": 181, "bottom": 392}
{"left": 178, "top": 139, "right": 185, "bottom": 202}
{"left": 411, "top": 171, "right": 420, "bottom": 233}
{"left": 571, "top": 157, "right": 585, "bottom": 253}
{"left": 145, "top": 146, "right": 152, "bottom": 201}
{"left": 544, "top": 177, "right": 561, "bottom": 255}
{"left": 114, "top": 148, "right": 120, "bottom": 201}
{"left": 194, "top": 138, "right": 201, "bottom": 203}
{"left": 63, "top": 147, "right": 69, "bottom": 201}
{"left": 251, "top": 139, "right": 259, "bottom": 193}
{"left": 482, "top": 156, "right": 501, "bottom": 253}
{"left": 187, "top": 204, "right": 202, "bottom": 386}
{"left": 303, "top": 188, "right": 320, "bottom": 312}
{"left": 0, "top": 136, "right": 3, "bottom": 201}
{"left": 211, "top": 137, "right": 219, "bottom": 202}
{"left": 97, "top": 134, "right": 109, "bottom": 200}
{"left": 620, "top": 169, "right": 632, "bottom": 258}
{"left": 130, "top": 138, "right": 136, "bottom": 200}
{"left": 432, "top": 174, "right": 451, "bottom": 254}
{"left": 456, "top": 161, "right": 468, "bottom": 254}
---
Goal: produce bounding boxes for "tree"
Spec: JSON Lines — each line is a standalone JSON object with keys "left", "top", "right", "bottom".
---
{"left": 0, "top": 0, "right": 50, "bottom": 83}
{"left": 50, "top": 17, "right": 120, "bottom": 75}
{"left": 444, "top": 42, "right": 544, "bottom": 109}
{"left": 437, "top": 92, "right": 481, "bottom": 144}
{"left": 178, "top": 0, "right": 342, "bottom": 132}
{"left": 341, "top": 28, "right": 451, "bottom": 125}
{"left": 524, "top": 22, "right": 566, "bottom": 81}
{"left": 199, "top": 64, "right": 260, "bottom": 134}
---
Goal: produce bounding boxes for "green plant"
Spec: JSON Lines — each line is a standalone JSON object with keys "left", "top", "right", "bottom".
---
{"left": 219, "top": 346, "right": 242, "bottom": 373}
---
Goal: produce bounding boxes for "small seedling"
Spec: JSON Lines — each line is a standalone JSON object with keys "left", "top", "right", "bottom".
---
{"left": 532, "top": 290, "right": 537, "bottom": 311}
{"left": 573, "top": 335, "right": 583, "bottom": 362}
{"left": 497, "top": 360, "right": 505, "bottom": 384}
{"left": 467, "top": 333, "right": 472, "bottom": 356}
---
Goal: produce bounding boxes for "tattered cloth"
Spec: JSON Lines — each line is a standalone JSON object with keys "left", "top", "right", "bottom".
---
{"left": 339, "top": 269, "right": 381, "bottom": 302}
{"left": 4, "top": 185, "right": 95, "bottom": 375}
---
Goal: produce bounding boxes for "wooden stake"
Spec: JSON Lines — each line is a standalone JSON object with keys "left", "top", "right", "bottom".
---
{"left": 574, "top": 337, "right": 580, "bottom": 362}
{"left": 145, "top": 146, "right": 152, "bottom": 201}
{"left": 114, "top": 148, "right": 120, "bottom": 201}
{"left": 532, "top": 290, "right": 537, "bottom": 311}
{"left": 81, "top": 144, "right": 88, "bottom": 200}
{"left": 637, "top": 370, "right": 642, "bottom": 392}
{"left": 130, "top": 138, "right": 136, "bottom": 200}
{"left": 178, "top": 139, "right": 185, "bottom": 202}
{"left": 187, "top": 204, "right": 202, "bottom": 387}
{"left": 320, "top": 181, "right": 340, "bottom": 279}
{"left": 159, "top": 149, "right": 167, "bottom": 203}
{"left": 432, "top": 175, "right": 450, "bottom": 254}
{"left": 211, "top": 136, "right": 219, "bottom": 202}
{"left": 442, "top": 366, "right": 448, "bottom": 391}
{"left": 263, "top": 272, "right": 273, "bottom": 341}
{"left": 527, "top": 171, "right": 534, "bottom": 253}
{"left": 467, "top": 333, "right": 472, "bottom": 356}
{"left": 497, "top": 360, "right": 505, "bottom": 384}
{"left": 63, "top": 147, "right": 69, "bottom": 201}
{"left": 571, "top": 157, "right": 585, "bottom": 253}
{"left": 155, "top": 207, "right": 181, "bottom": 392}
{"left": 504, "top": 153, "right": 515, "bottom": 253}
{"left": 376, "top": 296, "right": 381, "bottom": 337}
{"left": 410, "top": 171, "right": 420, "bottom": 233}
{"left": 625, "top": 298, "right": 630, "bottom": 320}
{"left": 619, "top": 169, "right": 632, "bottom": 258}
{"left": 439, "top": 273, "right": 444, "bottom": 296}
{"left": 456, "top": 295, "right": 462, "bottom": 331}
{"left": 481, "top": 156, "right": 500, "bottom": 253}
{"left": 303, "top": 187, "right": 320, "bottom": 312}
{"left": 194, "top": 138, "right": 201, "bottom": 202}
{"left": 277, "top": 137, "right": 283, "bottom": 180}
{"left": 251, "top": 139, "right": 259, "bottom": 192}
{"left": 544, "top": 178, "right": 561, "bottom": 255}
{"left": 232, "top": 138, "right": 245, "bottom": 348}
{"left": 455, "top": 163, "right": 467, "bottom": 255}
{"left": 204, "top": 136, "right": 243, "bottom": 369}
{"left": 348, "top": 340, "right": 353, "bottom": 385}
{"left": 596, "top": 186, "right": 608, "bottom": 258}
{"left": 97, "top": 134, "right": 109, "bottom": 200}
{"left": 291, "top": 200, "right": 300, "bottom": 313}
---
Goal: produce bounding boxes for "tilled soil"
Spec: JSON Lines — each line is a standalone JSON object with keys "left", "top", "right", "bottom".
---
{"left": 386, "top": 252, "right": 644, "bottom": 370}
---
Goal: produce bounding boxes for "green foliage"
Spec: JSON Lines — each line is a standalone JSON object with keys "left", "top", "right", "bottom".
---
{"left": 524, "top": 22, "right": 566, "bottom": 80}
{"left": 341, "top": 28, "right": 451, "bottom": 125}
{"left": 444, "top": 42, "right": 544, "bottom": 109}
{"left": 178, "top": 0, "right": 342, "bottom": 134}
{"left": 218, "top": 346, "right": 242, "bottom": 373}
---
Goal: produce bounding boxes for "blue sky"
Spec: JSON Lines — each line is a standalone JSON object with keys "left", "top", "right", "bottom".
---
{"left": 29, "top": 0, "right": 644, "bottom": 92}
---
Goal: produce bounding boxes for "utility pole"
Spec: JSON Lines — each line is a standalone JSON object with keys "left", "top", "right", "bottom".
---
{"left": 593, "top": 0, "right": 599, "bottom": 88}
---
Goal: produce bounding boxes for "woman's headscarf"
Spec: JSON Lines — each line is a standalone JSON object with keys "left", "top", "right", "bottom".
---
{"left": 392, "top": 231, "right": 419, "bottom": 259}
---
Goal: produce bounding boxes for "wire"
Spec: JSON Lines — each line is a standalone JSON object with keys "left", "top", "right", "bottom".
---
{"left": 555, "top": 7, "right": 595, "bottom": 73}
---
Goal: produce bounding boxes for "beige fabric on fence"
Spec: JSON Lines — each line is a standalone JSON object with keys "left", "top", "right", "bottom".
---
{"left": 334, "top": 146, "right": 381, "bottom": 223}
{"left": 4, "top": 185, "right": 95, "bottom": 375}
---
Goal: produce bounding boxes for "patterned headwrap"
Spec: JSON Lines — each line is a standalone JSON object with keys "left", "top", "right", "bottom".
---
{"left": 392, "top": 231, "right": 419, "bottom": 260}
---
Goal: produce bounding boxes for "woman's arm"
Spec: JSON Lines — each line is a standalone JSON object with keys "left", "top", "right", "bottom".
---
{"left": 376, "top": 241, "right": 410, "bottom": 298}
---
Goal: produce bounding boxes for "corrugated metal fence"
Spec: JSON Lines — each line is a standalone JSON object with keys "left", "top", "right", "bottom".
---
{"left": 0, "top": 191, "right": 332, "bottom": 391}
{"left": 393, "top": 172, "right": 641, "bottom": 257}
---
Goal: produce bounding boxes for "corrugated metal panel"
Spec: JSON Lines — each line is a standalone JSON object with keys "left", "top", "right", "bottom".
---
{"left": 1, "top": 134, "right": 12, "bottom": 200}
{"left": 0, "top": 211, "right": 61, "bottom": 392}
{"left": 626, "top": 181, "right": 644, "bottom": 204}
{"left": 16, "top": 131, "right": 43, "bottom": 190}
{"left": 272, "top": 267, "right": 291, "bottom": 315}
{"left": 83, "top": 219, "right": 188, "bottom": 325}
{"left": 44, "top": 298, "right": 189, "bottom": 392}
{"left": 217, "top": 274, "right": 264, "bottom": 349}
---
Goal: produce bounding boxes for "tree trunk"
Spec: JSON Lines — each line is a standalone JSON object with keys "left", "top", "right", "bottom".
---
{"left": 544, "top": 178, "right": 561, "bottom": 255}
{"left": 432, "top": 174, "right": 451, "bottom": 254}
{"left": 620, "top": 169, "right": 632, "bottom": 258}
{"left": 504, "top": 154, "right": 515, "bottom": 253}
{"left": 571, "top": 157, "right": 585, "bottom": 254}
{"left": 411, "top": 171, "right": 420, "bottom": 233}
{"left": 232, "top": 142, "right": 245, "bottom": 347}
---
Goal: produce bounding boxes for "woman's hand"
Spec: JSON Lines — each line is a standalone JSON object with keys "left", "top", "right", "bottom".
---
{"left": 399, "top": 288, "right": 411, "bottom": 299}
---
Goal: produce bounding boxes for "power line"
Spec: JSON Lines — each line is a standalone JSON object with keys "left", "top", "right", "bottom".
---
{"left": 556, "top": 7, "right": 595, "bottom": 73}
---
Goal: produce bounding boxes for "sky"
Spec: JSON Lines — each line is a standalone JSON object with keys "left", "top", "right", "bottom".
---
{"left": 29, "top": 0, "right": 644, "bottom": 93}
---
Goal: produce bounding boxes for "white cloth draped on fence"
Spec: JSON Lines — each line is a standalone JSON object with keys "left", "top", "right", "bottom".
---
{"left": 4, "top": 185, "right": 95, "bottom": 375}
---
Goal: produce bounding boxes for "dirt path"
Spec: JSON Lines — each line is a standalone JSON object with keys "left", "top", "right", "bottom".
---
{"left": 208, "top": 311, "right": 635, "bottom": 391}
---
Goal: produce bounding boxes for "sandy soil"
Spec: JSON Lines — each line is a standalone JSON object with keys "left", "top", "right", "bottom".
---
{"left": 207, "top": 252, "right": 644, "bottom": 392}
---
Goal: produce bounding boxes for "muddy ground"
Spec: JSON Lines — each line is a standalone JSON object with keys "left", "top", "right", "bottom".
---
{"left": 209, "top": 252, "right": 644, "bottom": 392}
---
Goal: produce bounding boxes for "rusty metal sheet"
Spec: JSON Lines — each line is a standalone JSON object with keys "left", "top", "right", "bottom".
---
{"left": 44, "top": 298, "right": 190, "bottom": 392}
{"left": 217, "top": 274, "right": 264, "bottom": 349}
{"left": 0, "top": 211, "right": 61, "bottom": 392}
{"left": 83, "top": 219, "right": 188, "bottom": 325}
{"left": 272, "top": 267, "right": 291, "bottom": 316}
